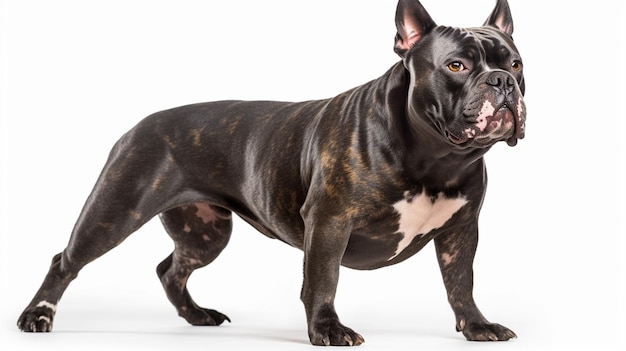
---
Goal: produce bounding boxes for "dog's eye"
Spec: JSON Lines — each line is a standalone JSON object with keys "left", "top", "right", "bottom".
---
{"left": 511, "top": 60, "right": 523, "bottom": 71}
{"left": 447, "top": 62, "right": 464, "bottom": 72}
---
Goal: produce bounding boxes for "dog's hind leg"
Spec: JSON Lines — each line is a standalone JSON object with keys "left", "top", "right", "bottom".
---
{"left": 17, "top": 126, "right": 185, "bottom": 332}
{"left": 157, "top": 203, "right": 232, "bottom": 326}
{"left": 16, "top": 175, "right": 165, "bottom": 332}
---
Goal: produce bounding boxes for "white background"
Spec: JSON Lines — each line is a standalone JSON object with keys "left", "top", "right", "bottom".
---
{"left": 1, "top": 0, "right": 624, "bottom": 350}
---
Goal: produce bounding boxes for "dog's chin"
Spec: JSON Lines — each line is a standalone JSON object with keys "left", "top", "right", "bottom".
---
{"left": 446, "top": 125, "right": 516, "bottom": 148}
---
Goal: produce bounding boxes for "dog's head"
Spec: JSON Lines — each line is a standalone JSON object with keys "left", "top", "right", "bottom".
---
{"left": 394, "top": 0, "right": 526, "bottom": 148}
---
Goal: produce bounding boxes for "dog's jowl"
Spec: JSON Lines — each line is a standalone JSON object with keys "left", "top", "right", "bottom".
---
{"left": 18, "top": 0, "right": 525, "bottom": 346}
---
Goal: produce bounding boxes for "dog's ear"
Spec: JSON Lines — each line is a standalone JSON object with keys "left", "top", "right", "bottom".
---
{"left": 394, "top": 0, "right": 436, "bottom": 58}
{"left": 484, "top": 0, "right": 514, "bottom": 36}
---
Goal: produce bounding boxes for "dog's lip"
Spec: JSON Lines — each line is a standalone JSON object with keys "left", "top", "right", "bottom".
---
{"left": 446, "top": 103, "right": 517, "bottom": 148}
{"left": 506, "top": 136, "right": 518, "bottom": 146}
{"left": 484, "top": 102, "right": 518, "bottom": 144}
{"left": 445, "top": 130, "right": 487, "bottom": 148}
{"left": 445, "top": 130, "right": 467, "bottom": 145}
{"left": 498, "top": 102, "right": 522, "bottom": 146}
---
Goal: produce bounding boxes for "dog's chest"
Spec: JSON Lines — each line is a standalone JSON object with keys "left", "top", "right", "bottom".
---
{"left": 388, "top": 190, "right": 468, "bottom": 260}
{"left": 343, "top": 189, "right": 469, "bottom": 269}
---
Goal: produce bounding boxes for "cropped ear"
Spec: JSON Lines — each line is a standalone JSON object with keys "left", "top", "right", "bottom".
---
{"left": 483, "top": 0, "right": 514, "bottom": 36}
{"left": 394, "top": 0, "right": 436, "bottom": 58}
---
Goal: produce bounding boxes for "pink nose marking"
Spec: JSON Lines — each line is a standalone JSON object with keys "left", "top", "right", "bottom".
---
{"left": 475, "top": 100, "right": 495, "bottom": 132}
{"left": 516, "top": 97, "right": 524, "bottom": 119}
{"left": 516, "top": 96, "right": 525, "bottom": 135}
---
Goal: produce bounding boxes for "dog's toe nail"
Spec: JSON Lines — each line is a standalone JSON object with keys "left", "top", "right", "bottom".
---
{"left": 356, "top": 334, "right": 365, "bottom": 344}
{"left": 322, "top": 335, "right": 331, "bottom": 346}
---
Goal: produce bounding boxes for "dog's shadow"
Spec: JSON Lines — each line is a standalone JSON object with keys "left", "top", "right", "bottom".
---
{"left": 50, "top": 306, "right": 309, "bottom": 346}
{"left": 46, "top": 304, "right": 458, "bottom": 347}
{"left": 58, "top": 327, "right": 306, "bottom": 343}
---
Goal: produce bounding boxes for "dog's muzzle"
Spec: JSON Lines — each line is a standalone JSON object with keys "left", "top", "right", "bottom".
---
{"left": 447, "top": 71, "right": 526, "bottom": 147}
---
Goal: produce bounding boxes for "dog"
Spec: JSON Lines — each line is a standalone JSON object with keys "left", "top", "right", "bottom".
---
{"left": 18, "top": 0, "right": 525, "bottom": 345}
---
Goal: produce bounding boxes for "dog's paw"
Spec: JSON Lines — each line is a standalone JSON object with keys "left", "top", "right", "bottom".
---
{"left": 309, "top": 320, "right": 364, "bottom": 346}
{"left": 17, "top": 307, "right": 55, "bottom": 332}
{"left": 183, "top": 307, "right": 231, "bottom": 326}
{"left": 459, "top": 320, "right": 517, "bottom": 341}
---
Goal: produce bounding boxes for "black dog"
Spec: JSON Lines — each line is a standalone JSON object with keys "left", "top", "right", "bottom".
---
{"left": 18, "top": 0, "right": 525, "bottom": 346}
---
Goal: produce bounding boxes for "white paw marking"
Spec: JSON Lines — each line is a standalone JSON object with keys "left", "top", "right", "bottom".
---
{"left": 36, "top": 300, "right": 57, "bottom": 313}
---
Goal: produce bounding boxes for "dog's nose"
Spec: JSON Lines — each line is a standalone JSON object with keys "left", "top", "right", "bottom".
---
{"left": 486, "top": 72, "right": 515, "bottom": 97}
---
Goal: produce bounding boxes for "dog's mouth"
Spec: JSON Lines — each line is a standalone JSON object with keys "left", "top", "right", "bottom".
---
{"left": 447, "top": 98, "right": 525, "bottom": 148}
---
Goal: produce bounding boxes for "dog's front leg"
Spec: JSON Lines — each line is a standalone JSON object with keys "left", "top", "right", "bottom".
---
{"left": 434, "top": 220, "right": 517, "bottom": 341}
{"left": 299, "top": 208, "right": 364, "bottom": 347}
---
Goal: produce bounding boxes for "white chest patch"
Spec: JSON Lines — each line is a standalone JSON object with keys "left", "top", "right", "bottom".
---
{"left": 389, "top": 190, "right": 468, "bottom": 260}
